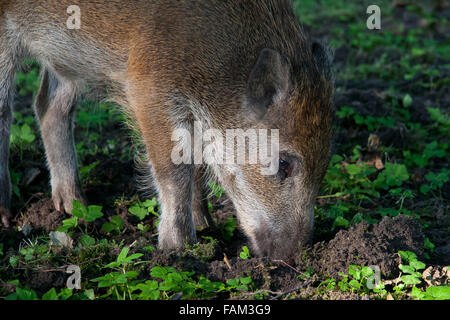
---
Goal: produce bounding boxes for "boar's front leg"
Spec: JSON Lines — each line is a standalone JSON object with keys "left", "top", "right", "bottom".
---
{"left": 131, "top": 100, "right": 197, "bottom": 249}
{"left": 33, "top": 69, "right": 86, "bottom": 213}
{"left": 156, "top": 162, "right": 197, "bottom": 249}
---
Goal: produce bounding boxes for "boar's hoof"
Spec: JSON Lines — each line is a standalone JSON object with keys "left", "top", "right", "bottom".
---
{"left": 0, "top": 206, "right": 11, "bottom": 228}
{"left": 52, "top": 187, "right": 87, "bottom": 214}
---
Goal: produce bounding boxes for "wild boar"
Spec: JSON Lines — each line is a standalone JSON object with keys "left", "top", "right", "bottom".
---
{"left": 0, "top": 0, "right": 333, "bottom": 258}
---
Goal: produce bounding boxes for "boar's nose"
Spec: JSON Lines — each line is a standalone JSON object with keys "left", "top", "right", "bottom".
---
{"left": 253, "top": 222, "right": 274, "bottom": 257}
{"left": 252, "top": 221, "right": 300, "bottom": 261}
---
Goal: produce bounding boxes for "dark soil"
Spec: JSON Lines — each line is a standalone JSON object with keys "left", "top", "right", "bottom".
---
{"left": 16, "top": 198, "right": 67, "bottom": 234}
{"left": 28, "top": 271, "right": 67, "bottom": 296}
{"left": 309, "top": 215, "right": 425, "bottom": 278}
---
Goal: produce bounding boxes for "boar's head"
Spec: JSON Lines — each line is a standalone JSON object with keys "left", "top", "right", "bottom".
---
{"left": 218, "top": 41, "right": 334, "bottom": 260}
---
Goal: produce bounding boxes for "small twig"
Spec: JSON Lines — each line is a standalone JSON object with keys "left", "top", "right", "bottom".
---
{"left": 38, "top": 268, "right": 67, "bottom": 273}
{"left": 272, "top": 259, "right": 301, "bottom": 274}
{"left": 13, "top": 266, "right": 66, "bottom": 272}
{"left": 129, "top": 240, "right": 137, "bottom": 248}
{"left": 12, "top": 256, "right": 102, "bottom": 272}
{"left": 223, "top": 253, "right": 232, "bottom": 270}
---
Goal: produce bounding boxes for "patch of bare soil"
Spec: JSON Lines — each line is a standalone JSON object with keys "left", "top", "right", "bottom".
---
{"left": 16, "top": 198, "right": 68, "bottom": 234}
{"left": 309, "top": 215, "right": 425, "bottom": 278}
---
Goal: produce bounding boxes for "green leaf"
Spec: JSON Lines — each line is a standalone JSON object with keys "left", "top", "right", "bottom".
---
{"left": 401, "top": 275, "right": 421, "bottom": 285}
{"left": 117, "top": 247, "right": 129, "bottom": 263}
{"left": 85, "top": 205, "right": 104, "bottom": 222}
{"left": 20, "top": 124, "right": 35, "bottom": 144}
{"left": 82, "top": 289, "right": 95, "bottom": 300}
{"left": 346, "top": 164, "right": 361, "bottom": 175}
{"left": 58, "top": 288, "right": 73, "bottom": 300}
{"left": 124, "top": 253, "right": 144, "bottom": 263}
{"left": 349, "top": 279, "right": 361, "bottom": 289}
{"left": 361, "top": 266, "right": 374, "bottom": 277}
{"left": 333, "top": 216, "right": 349, "bottom": 229}
{"left": 425, "top": 286, "right": 450, "bottom": 300}
{"left": 376, "top": 163, "right": 409, "bottom": 189}
{"left": 129, "top": 205, "right": 148, "bottom": 220}
{"left": 222, "top": 217, "right": 237, "bottom": 242}
{"left": 143, "top": 198, "right": 158, "bottom": 208}
{"left": 411, "top": 286, "right": 425, "bottom": 300}
{"left": 240, "top": 277, "right": 253, "bottom": 285}
{"left": 42, "top": 288, "right": 59, "bottom": 300}
{"left": 239, "top": 246, "right": 250, "bottom": 259}
{"left": 420, "top": 184, "right": 431, "bottom": 194}
{"left": 410, "top": 260, "right": 426, "bottom": 271}
{"left": 398, "top": 250, "right": 418, "bottom": 263}
{"left": 403, "top": 94, "right": 413, "bottom": 108}
{"left": 134, "top": 281, "right": 160, "bottom": 300}
{"left": 102, "top": 216, "right": 124, "bottom": 233}
{"left": 6, "top": 287, "right": 38, "bottom": 300}
{"left": 124, "top": 271, "right": 139, "bottom": 279}
{"left": 227, "top": 278, "right": 239, "bottom": 287}
{"left": 72, "top": 201, "right": 87, "bottom": 219}
{"left": 348, "top": 265, "right": 361, "bottom": 280}
{"left": 79, "top": 234, "right": 96, "bottom": 247}
{"left": 424, "top": 238, "right": 435, "bottom": 253}
{"left": 9, "top": 255, "right": 19, "bottom": 268}
{"left": 399, "top": 264, "right": 415, "bottom": 274}
{"left": 151, "top": 266, "right": 171, "bottom": 279}
{"left": 57, "top": 217, "right": 78, "bottom": 232}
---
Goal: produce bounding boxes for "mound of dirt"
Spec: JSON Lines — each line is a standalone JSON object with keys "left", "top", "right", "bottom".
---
{"left": 310, "top": 215, "right": 425, "bottom": 278}
{"left": 16, "top": 198, "right": 67, "bottom": 234}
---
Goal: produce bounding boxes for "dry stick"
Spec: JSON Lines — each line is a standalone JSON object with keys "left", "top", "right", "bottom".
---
{"left": 232, "top": 260, "right": 312, "bottom": 300}
{"left": 269, "top": 260, "right": 312, "bottom": 300}
{"left": 23, "top": 193, "right": 45, "bottom": 208}
{"left": 13, "top": 256, "right": 102, "bottom": 272}
{"left": 223, "top": 253, "right": 232, "bottom": 270}
{"left": 272, "top": 259, "right": 301, "bottom": 274}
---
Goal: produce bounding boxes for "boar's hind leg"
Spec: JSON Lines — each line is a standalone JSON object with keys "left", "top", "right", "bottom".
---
{"left": 33, "top": 69, "right": 86, "bottom": 213}
{"left": 0, "top": 40, "right": 16, "bottom": 227}
{"left": 192, "top": 166, "right": 214, "bottom": 229}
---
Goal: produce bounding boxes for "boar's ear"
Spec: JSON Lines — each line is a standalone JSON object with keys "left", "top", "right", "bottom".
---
{"left": 246, "top": 48, "right": 290, "bottom": 118}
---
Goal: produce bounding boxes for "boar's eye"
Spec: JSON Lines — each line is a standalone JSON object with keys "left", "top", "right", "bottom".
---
{"left": 278, "top": 157, "right": 292, "bottom": 181}
{"left": 277, "top": 154, "right": 300, "bottom": 181}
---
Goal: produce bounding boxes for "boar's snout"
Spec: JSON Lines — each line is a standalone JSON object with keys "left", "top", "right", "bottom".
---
{"left": 249, "top": 208, "right": 314, "bottom": 260}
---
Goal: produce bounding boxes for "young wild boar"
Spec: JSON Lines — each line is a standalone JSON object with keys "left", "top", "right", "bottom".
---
{"left": 0, "top": 0, "right": 333, "bottom": 259}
